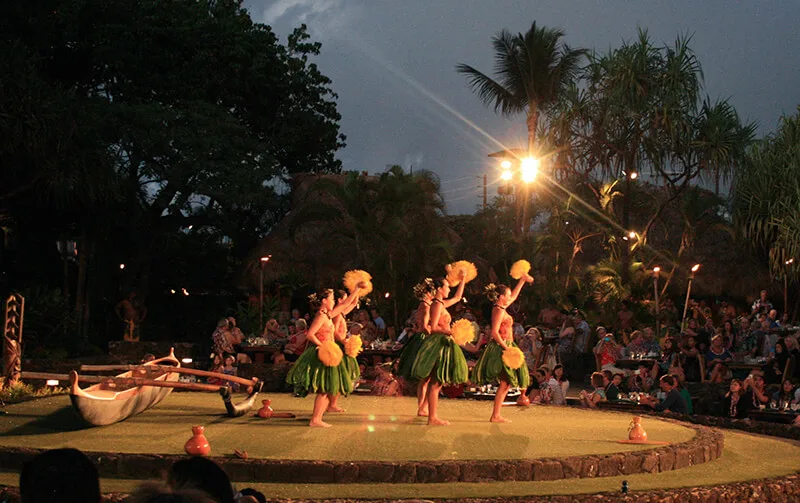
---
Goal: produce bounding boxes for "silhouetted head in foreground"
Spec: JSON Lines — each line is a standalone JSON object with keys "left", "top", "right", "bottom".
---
{"left": 20, "top": 448, "right": 101, "bottom": 503}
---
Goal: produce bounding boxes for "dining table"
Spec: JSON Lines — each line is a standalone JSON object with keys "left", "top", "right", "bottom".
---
{"left": 747, "top": 408, "right": 799, "bottom": 424}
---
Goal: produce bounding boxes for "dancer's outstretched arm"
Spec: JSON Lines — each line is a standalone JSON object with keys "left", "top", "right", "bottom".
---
{"left": 507, "top": 274, "right": 534, "bottom": 304}
{"left": 329, "top": 283, "right": 364, "bottom": 318}
{"left": 443, "top": 271, "right": 467, "bottom": 308}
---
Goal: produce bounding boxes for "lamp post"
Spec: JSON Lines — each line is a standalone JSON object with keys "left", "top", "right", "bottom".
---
{"left": 653, "top": 266, "right": 660, "bottom": 337}
{"left": 259, "top": 255, "right": 271, "bottom": 330}
{"left": 681, "top": 264, "right": 701, "bottom": 331}
{"left": 785, "top": 258, "right": 794, "bottom": 315}
{"left": 488, "top": 149, "right": 538, "bottom": 237}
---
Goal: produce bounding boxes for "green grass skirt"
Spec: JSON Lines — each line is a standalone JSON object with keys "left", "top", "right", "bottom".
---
{"left": 286, "top": 344, "right": 355, "bottom": 397}
{"left": 410, "top": 332, "right": 469, "bottom": 385}
{"left": 396, "top": 332, "right": 426, "bottom": 381}
{"left": 340, "top": 341, "right": 361, "bottom": 382}
{"left": 471, "top": 341, "right": 530, "bottom": 388}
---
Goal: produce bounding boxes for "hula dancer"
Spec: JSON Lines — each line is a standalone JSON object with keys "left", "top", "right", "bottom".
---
{"left": 329, "top": 289, "right": 362, "bottom": 413}
{"left": 396, "top": 278, "right": 436, "bottom": 416}
{"left": 286, "top": 283, "right": 366, "bottom": 427}
{"left": 410, "top": 272, "right": 468, "bottom": 425}
{"left": 473, "top": 261, "right": 534, "bottom": 423}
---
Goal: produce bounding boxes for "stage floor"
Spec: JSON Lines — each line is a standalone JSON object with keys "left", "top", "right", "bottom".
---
{"left": 0, "top": 393, "right": 694, "bottom": 461}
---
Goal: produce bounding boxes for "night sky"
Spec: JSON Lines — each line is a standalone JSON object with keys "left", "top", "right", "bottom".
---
{"left": 246, "top": 0, "right": 800, "bottom": 214}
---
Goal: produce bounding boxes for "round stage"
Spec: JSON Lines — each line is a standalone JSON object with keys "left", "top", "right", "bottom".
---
{"left": 0, "top": 393, "right": 798, "bottom": 500}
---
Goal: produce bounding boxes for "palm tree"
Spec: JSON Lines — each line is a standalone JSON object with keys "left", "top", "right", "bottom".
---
{"left": 456, "top": 21, "right": 585, "bottom": 152}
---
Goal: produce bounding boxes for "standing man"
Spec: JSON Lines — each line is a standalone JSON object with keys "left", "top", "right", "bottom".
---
{"left": 115, "top": 291, "right": 146, "bottom": 342}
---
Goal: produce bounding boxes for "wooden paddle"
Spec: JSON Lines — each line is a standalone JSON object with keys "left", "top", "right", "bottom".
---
{"left": 79, "top": 364, "right": 259, "bottom": 388}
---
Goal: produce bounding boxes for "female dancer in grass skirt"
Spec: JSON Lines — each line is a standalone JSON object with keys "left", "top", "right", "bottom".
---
{"left": 329, "top": 289, "right": 361, "bottom": 413}
{"left": 286, "top": 284, "right": 365, "bottom": 427}
{"left": 396, "top": 278, "right": 436, "bottom": 415}
{"left": 410, "top": 273, "right": 467, "bottom": 425}
{"left": 472, "top": 274, "right": 534, "bottom": 423}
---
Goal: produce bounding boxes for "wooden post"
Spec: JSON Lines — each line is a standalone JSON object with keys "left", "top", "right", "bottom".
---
{"left": 3, "top": 294, "right": 25, "bottom": 388}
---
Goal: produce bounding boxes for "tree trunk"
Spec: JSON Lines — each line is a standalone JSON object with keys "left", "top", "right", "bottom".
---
{"left": 2, "top": 294, "right": 24, "bottom": 388}
{"left": 75, "top": 230, "right": 89, "bottom": 344}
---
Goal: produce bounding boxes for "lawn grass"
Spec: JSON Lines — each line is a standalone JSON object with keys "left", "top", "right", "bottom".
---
{"left": 1, "top": 430, "right": 797, "bottom": 499}
{"left": 0, "top": 393, "right": 695, "bottom": 461}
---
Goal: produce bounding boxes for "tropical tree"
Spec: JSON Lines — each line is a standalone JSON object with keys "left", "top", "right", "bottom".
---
{"left": 733, "top": 107, "right": 800, "bottom": 314}
{"left": 456, "top": 21, "right": 585, "bottom": 152}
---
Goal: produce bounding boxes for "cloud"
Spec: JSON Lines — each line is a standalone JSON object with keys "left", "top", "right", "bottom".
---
{"left": 259, "top": 0, "right": 354, "bottom": 36}
{"left": 403, "top": 152, "right": 424, "bottom": 171}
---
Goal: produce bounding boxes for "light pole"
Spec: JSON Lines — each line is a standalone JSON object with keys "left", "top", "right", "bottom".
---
{"left": 681, "top": 264, "right": 701, "bottom": 331}
{"left": 259, "top": 255, "right": 271, "bottom": 330}
{"left": 653, "top": 266, "right": 660, "bottom": 337}
{"left": 489, "top": 149, "right": 538, "bottom": 237}
{"left": 785, "top": 258, "right": 794, "bottom": 315}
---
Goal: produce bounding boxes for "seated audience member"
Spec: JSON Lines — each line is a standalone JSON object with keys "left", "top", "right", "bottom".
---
{"left": 556, "top": 316, "right": 576, "bottom": 358}
{"left": 207, "top": 353, "right": 240, "bottom": 391}
{"left": 594, "top": 335, "right": 626, "bottom": 375}
{"left": 548, "top": 364, "right": 569, "bottom": 405}
{"left": 604, "top": 371, "right": 624, "bottom": 401}
{"left": 262, "top": 318, "right": 282, "bottom": 344}
{"left": 651, "top": 337, "right": 679, "bottom": 380}
{"left": 722, "top": 379, "right": 748, "bottom": 419}
{"left": 578, "top": 372, "right": 607, "bottom": 408}
{"left": 283, "top": 319, "right": 308, "bottom": 362}
{"left": 524, "top": 368, "right": 550, "bottom": 404}
{"left": 680, "top": 335, "right": 702, "bottom": 382}
{"left": 237, "top": 488, "right": 266, "bottom": 503}
{"left": 742, "top": 371, "right": 769, "bottom": 410}
{"left": 672, "top": 372, "right": 693, "bottom": 414}
{"left": 628, "top": 363, "right": 654, "bottom": 393}
{"left": 625, "top": 330, "right": 648, "bottom": 357}
{"left": 211, "top": 318, "right": 235, "bottom": 361}
{"left": 772, "top": 379, "right": 795, "bottom": 409}
{"left": 733, "top": 317, "right": 759, "bottom": 361}
{"left": 766, "top": 339, "right": 792, "bottom": 384}
{"left": 705, "top": 335, "right": 733, "bottom": 383}
{"left": 641, "top": 327, "right": 661, "bottom": 355}
{"left": 20, "top": 448, "right": 101, "bottom": 503}
{"left": 640, "top": 375, "right": 688, "bottom": 414}
{"left": 129, "top": 484, "right": 216, "bottom": 503}
{"left": 167, "top": 457, "right": 235, "bottom": 503}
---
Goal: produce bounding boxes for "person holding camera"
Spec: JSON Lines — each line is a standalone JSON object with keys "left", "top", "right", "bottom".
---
{"left": 594, "top": 334, "right": 627, "bottom": 375}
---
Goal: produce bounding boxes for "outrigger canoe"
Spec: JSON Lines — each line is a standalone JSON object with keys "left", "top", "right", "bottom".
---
{"left": 22, "top": 348, "right": 263, "bottom": 427}
{"left": 69, "top": 349, "right": 181, "bottom": 426}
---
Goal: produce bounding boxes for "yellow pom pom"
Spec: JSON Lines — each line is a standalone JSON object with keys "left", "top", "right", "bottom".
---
{"left": 446, "top": 260, "right": 478, "bottom": 286}
{"left": 509, "top": 260, "right": 531, "bottom": 280}
{"left": 343, "top": 270, "right": 373, "bottom": 296}
{"left": 502, "top": 346, "right": 525, "bottom": 370}
{"left": 317, "top": 340, "right": 343, "bottom": 367}
{"left": 450, "top": 318, "right": 476, "bottom": 346}
{"left": 344, "top": 335, "right": 363, "bottom": 358}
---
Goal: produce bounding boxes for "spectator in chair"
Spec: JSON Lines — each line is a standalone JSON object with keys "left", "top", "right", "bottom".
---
{"left": 722, "top": 379, "right": 748, "bottom": 419}
{"left": 705, "top": 335, "right": 733, "bottom": 383}
{"left": 595, "top": 334, "right": 627, "bottom": 375}
{"left": 578, "top": 372, "right": 607, "bottom": 408}
{"left": 20, "top": 448, "right": 101, "bottom": 503}
{"left": 640, "top": 375, "right": 688, "bottom": 414}
{"left": 773, "top": 379, "right": 795, "bottom": 410}
{"left": 742, "top": 371, "right": 769, "bottom": 410}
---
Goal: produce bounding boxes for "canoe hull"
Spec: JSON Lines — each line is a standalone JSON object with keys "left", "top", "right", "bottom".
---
{"left": 69, "top": 351, "right": 180, "bottom": 427}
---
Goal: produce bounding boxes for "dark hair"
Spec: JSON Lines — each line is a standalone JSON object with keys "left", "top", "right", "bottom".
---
{"left": 412, "top": 278, "right": 436, "bottom": 300}
{"left": 167, "top": 458, "right": 234, "bottom": 503}
{"left": 129, "top": 483, "right": 216, "bottom": 503}
{"left": 238, "top": 488, "right": 267, "bottom": 503}
{"left": 484, "top": 283, "right": 509, "bottom": 303}
{"left": 432, "top": 277, "right": 448, "bottom": 290}
{"left": 337, "top": 289, "right": 347, "bottom": 300}
{"left": 553, "top": 364, "right": 566, "bottom": 381}
{"left": 601, "top": 370, "right": 613, "bottom": 380}
{"left": 590, "top": 372, "right": 604, "bottom": 388}
{"left": 308, "top": 289, "right": 333, "bottom": 309}
{"left": 660, "top": 374, "right": 675, "bottom": 387}
{"left": 20, "top": 448, "right": 101, "bottom": 503}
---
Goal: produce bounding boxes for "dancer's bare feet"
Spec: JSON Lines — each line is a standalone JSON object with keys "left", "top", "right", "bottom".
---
{"left": 417, "top": 408, "right": 429, "bottom": 417}
{"left": 490, "top": 416, "right": 511, "bottom": 423}
{"left": 309, "top": 420, "right": 332, "bottom": 428}
{"left": 326, "top": 406, "right": 346, "bottom": 412}
{"left": 428, "top": 417, "right": 450, "bottom": 426}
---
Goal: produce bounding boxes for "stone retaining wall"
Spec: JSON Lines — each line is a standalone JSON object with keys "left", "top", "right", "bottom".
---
{"left": 0, "top": 422, "right": 722, "bottom": 484}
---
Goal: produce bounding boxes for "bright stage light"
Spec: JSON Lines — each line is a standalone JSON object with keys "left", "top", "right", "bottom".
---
{"left": 691, "top": 264, "right": 701, "bottom": 272}
{"left": 520, "top": 157, "right": 539, "bottom": 183}
{"left": 46, "top": 379, "right": 59, "bottom": 386}
{"left": 500, "top": 160, "right": 512, "bottom": 170}
{"left": 500, "top": 170, "right": 512, "bottom": 181}
{"left": 119, "top": 263, "right": 125, "bottom": 270}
